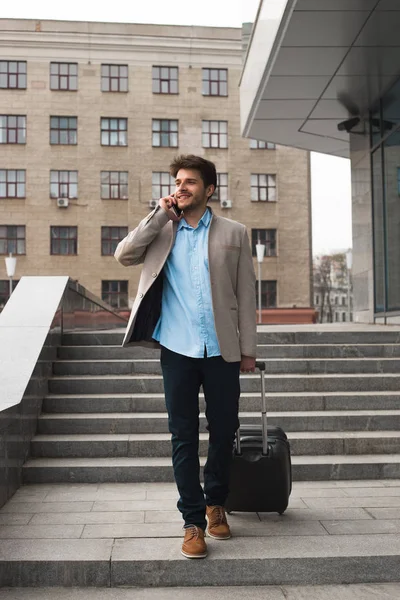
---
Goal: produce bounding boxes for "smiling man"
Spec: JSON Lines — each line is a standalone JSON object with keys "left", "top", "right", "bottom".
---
{"left": 114, "top": 155, "right": 256, "bottom": 558}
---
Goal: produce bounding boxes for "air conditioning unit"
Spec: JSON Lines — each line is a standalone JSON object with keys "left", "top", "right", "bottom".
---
{"left": 57, "top": 198, "right": 69, "bottom": 208}
{"left": 220, "top": 199, "right": 232, "bottom": 209}
{"left": 149, "top": 199, "right": 158, "bottom": 208}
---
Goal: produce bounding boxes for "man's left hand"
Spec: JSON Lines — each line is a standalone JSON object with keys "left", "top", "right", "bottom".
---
{"left": 240, "top": 355, "right": 256, "bottom": 373}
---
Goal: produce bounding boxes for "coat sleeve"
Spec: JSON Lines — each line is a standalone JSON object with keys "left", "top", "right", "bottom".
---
{"left": 114, "top": 206, "right": 170, "bottom": 267}
{"left": 236, "top": 226, "right": 257, "bottom": 358}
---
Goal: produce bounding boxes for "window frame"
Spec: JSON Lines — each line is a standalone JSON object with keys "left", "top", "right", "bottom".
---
{"left": 152, "top": 66, "right": 179, "bottom": 95}
{"left": 211, "top": 173, "right": 228, "bottom": 202}
{"left": 152, "top": 119, "right": 179, "bottom": 148}
{"left": 202, "top": 120, "right": 228, "bottom": 149}
{"left": 50, "top": 226, "right": 78, "bottom": 256}
{"left": 152, "top": 171, "right": 175, "bottom": 200}
{"left": 251, "top": 173, "right": 277, "bottom": 202}
{"left": 251, "top": 229, "right": 277, "bottom": 257}
{"left": 101, "top": 226, "right": 128, "bottom": 256}
{"left": 202, "top": 68, "right": 228, "bottom": 97}
{"left": 101, "top": 171, "right": 129, "bottom": 200}
{"left": 50, "top": 116, "right": 77, "bottom": 145}
{"left": 250, "top": 139, "right": 276, "bottom": 150}
{"left": 50, "top": 62, "right": 78, "bottom": 91}
{"left": 0, "top": 225, "right": 26, "bottom": 255}
{"left": 101, "top": 64, "right": 129, "bottom": 93}
{"left": 101, "top": 280, "right": 128, "bottom": 309}
{"left": 100, "top": 118, "right": 128, "bottom": 147}
{"left": 0, "top": 170, "right": 26, "bottom": 199}
{"left": 0, "top": 115, "right": 26, "bottom": 144}
{"left": 50, "top": 170, "right": 78, "bottom": 200}
{"left": 0, "top": 61, "right": 27, "bottom": 90}
{"left": 256, "top": 280, "right": 277, "bottom": 309}
{"left": 0, "top": 279, "right": 19, "bottom": 308}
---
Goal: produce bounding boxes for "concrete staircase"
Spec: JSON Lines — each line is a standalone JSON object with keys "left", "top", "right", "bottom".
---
{"left": 2, "top": 327, "right": 400, "bottom": 589}
{"left": 24, "top": 328, "right": 400, "bottom": 483}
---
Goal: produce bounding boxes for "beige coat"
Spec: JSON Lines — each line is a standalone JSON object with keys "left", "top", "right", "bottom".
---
{"left": 114, "top": 205, "right": 257, "bottom": 362}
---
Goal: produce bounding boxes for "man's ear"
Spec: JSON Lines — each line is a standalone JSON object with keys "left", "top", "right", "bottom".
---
{"left": 207, "top": 184, "right": 215, "bottom": 198}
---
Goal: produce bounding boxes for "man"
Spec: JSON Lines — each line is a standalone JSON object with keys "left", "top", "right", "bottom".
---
{"left": 115, "top": 155, "right": 256, "bottom": 559}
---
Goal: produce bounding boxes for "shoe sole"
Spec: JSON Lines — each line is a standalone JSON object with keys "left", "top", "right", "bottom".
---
{"left": 206, "top": 528, "right": 231, "bottom": 540}
{"left": 181, "top": 550, "right": 208, "bottom": 559}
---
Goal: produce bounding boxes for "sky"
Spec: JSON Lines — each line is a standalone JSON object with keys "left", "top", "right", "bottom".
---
{"left": 2, "top": 0, "right": 352, "bottom": 255}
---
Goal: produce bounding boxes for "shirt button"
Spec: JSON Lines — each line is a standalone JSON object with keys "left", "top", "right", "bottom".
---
{"left": 152, "top": 273, "right": 157, "bottom": 278}
{"left": 139, "top": 293, "right": 144, "bottom": 298}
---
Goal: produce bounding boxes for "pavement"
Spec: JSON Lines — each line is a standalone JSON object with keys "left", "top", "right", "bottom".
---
{"left": 1, "top": 479, "right": 400, "bottom": 590}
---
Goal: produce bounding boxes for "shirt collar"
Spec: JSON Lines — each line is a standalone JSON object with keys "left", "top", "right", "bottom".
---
{"left": 177, "top": 207, "right": 212, "bottom": 231}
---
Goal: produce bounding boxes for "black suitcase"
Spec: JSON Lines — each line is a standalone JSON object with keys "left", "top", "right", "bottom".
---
{"left": 225, "top": 361, "right": 292, "bottom": 514}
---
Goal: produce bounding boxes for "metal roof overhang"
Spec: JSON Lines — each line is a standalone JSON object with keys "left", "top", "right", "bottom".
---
{"left": 240, "top": 0, "right": 400, "bottom": 158}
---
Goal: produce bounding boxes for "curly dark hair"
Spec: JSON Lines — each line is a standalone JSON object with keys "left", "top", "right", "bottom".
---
{"left": 169, "top": 154, "right": 217, "bottom": 199}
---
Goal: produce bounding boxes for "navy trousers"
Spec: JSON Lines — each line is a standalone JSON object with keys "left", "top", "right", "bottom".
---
{"left": 160, "top": 346, "right": 240, "bottom": 530}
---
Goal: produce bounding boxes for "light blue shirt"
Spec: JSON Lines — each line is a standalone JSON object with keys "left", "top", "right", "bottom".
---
{"left": 152, "top": 207, "right": 221, "bottom": 358}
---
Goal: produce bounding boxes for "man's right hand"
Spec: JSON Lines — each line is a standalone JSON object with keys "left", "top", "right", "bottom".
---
{"left": 158, "top": 194, "right": 182, "bottom": 223}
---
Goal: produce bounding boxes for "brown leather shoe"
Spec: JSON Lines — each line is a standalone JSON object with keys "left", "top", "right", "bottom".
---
{"left": 206, "top": 505, "right": 231, "bottom": 540}
{"left": 181, "top": 525, "right": 207, "bottom": 559}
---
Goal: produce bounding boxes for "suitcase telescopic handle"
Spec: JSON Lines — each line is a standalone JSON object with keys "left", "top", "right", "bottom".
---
{"left": 235, "top": 360, "right": 268, "bottom": 456}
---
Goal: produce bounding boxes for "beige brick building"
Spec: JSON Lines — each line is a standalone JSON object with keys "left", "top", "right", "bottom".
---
{"left": 0, "top": 18, "right": 312, "bottom": 313}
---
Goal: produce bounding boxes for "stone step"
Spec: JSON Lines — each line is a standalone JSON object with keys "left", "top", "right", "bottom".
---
{"left": 57, "top": 343, "right": 400, "bottom": 360}
{"left": 48, "top": 373, "right": 400, "bottom": 395}
{"left": 21, "top": 454, "right": 400, "bottom": 483}
{"left": 30, "top": 431, "right": 400, "bottom": 458}
{"left": 43, "top": 391, "right": 400, "bottom": 414}
{"left": 61, "top": 328, "right": 400, "bottom": 346}
{"left": 2, "top": 584, "right": 400, "bottom": 599}
{"left": 2, "top": 536, "right": 400, "bottom": 588}
{"left": 53, "top": 357, "right": 400, "bottom": 376}
{"left": 36, "top": 410, "right": 400, "bottom": 434}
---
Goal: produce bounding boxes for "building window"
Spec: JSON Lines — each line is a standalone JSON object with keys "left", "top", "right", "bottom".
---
{"left": 101, "top": 171, "right": 128, "bottom": 200}
{"left": 202, "top": 120, "right": 228, "bottom": 148}
{"left": 212, "top": 173, "right": 228, "bottom": 202}
{"left": 50, "top": 62, "right": 77, "bottom": 91}
{"left": 50, "top": 226, "right": 77, "bottom": 255}
{"left": 342, "top": 297, "right": 346, "bottom": 306}
{"left": 101, "top": 118, "right": 127, "bottom": 146}
{"left": 342, "top": 312, "right": 347, "bottom": 322}
{"left": 101, "top": 64, "right": 128, "bottom": 92}
{"left": 50, "top": 116, "right": 77, "bottom": 145}
{"left": 101, "top": 226, "right": 128, "bottom": 256}
{"left": 0, "top": 115, "right": 26, "bottom": 144}
{"left": 0, "top": 225, "right": 25, "bottom": 255}
{"left": 256, "top": 280, "right": 277, "bottom": 308}
{"left": 152, "top": 119, "right": 178, "bottom": 147}
{"left": 0, "top": 61, "right": 27, "bottom": 89}
{"left": 335, "top": 312, "right": 339, "bottom": 322}
{"left": 250, "top": 139, "right": 275, "bottom": 150}
{"left": 315, "top": 295, "right": 319, "bottom": 305}
{"left": 0, "top": 279, "right": 18, "bottom": 309}
{"left": 251, "top": 229, "right": 277, "bottom": 257}
{"left": 152, "top": 66, "right": 178, "bottom": 94}
{"left": 0, "top": 170, "right": 25, "bottom": 199}
{"left": 50, "top": 171, "right": 78, "bottom": 199}
{"left": 202, "top": 68, "right": 228, "bottom": 96}
{"left": 102, "top": 280, "right": 128, "bottom": 308}
{"left": 152, "top": 172, "right": 175, "bottom": 199}
{"left": 251, "top": 174, "right": 277, "bottom": 202}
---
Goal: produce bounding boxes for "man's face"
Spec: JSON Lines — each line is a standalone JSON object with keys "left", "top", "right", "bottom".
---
{"left": 174, "top": 168, "right": 213, "bottom": 213}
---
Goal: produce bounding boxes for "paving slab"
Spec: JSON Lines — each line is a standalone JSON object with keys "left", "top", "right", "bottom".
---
{"left": 0, "top": 524, "right": 84, "bottom": 539}
{"left": 2, "top": 583, "right": 400, "bottom": 600}
{"left": 30, "top": 511, "right": 145, "bottom": 525}
{"left": 321, "top": 519, "right": 400, "bottom": 535}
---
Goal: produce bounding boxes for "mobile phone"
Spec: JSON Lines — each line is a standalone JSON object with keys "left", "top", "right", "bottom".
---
{"left": 170, "top": 195, "right": 182, "bottom": 217}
